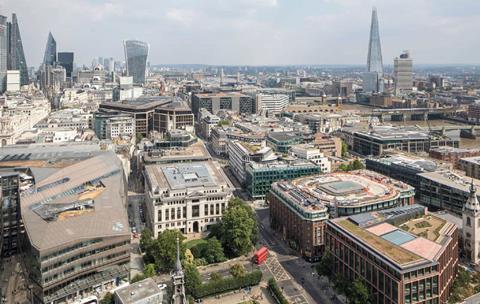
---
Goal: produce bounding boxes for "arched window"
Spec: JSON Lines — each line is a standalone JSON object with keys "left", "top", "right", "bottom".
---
{"left": 467, "top": 217, "right": 472, "bottom": 227}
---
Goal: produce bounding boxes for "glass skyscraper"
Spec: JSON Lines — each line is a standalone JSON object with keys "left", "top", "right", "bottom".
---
{"left": 0, "top": 15, "right": 7, "bottom": 93}
{"left": 43, "top": 32, "right": 57, "bottom": 66}
{"left": 123, "top": 40, "right": 149, "bottom": 84}
{"left": 7, "top": 13, "right": 29, "bottom": 85}
{"left": 58, "top": 52, "right": 74, "bottom": 78}
{"left": 363, "top": 8, "right": 384, "bottom": 93}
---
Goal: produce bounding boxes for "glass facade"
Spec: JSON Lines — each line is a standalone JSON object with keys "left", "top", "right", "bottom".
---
{"left": 57, "top": 52, "right": 74, "bottom": 78}
{"left": 7, "top": 14, "right": 29, "bottom": 85}
{"left": 123, "top": 40, "right": 149, "bottom": 84}
{"left": 0, "top": 15, "right": 7, "bottom": 93}
{"left": 43, "top": 32, "right": 56, "bottom": 66}
{"left": 364, "top": 8, "right": 384, "bottom": 93}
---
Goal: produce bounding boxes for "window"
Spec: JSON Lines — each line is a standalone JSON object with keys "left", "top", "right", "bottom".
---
{"left": 157, "top": 210, "right": 162, "bottom": 221}
{"left": 467, "top": 216, "right": 472, "bottom": 227}
{"left": 192, "top": 205, "right": 200, "bottom": 217}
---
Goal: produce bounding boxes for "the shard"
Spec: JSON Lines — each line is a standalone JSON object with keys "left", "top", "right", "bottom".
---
{"left": 123, "top": 40, "right": 149, "bottom": 84}
{"left": 363, "top": 7, "right": 384, "bottom": 93}
{"left": 43, "top": 32, "right": 57, "bottom": 66}
{"left": 7, "top": 14, "right": 29, "bottom": 85}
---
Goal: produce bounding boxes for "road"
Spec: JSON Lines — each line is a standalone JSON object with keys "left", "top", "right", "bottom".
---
{"left": 256, "top": 208, "right": 342, "bottom": 304}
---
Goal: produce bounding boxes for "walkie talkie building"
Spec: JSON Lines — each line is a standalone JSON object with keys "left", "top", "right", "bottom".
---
{"left": 123, "top": 40, "right": 149, "bottom": 84}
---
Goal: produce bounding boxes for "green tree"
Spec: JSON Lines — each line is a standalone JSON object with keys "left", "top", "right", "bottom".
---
{"left": 184, "top": 263, "right": 202, "bottom": 295}
{"left": 136, "top": 133, "right": 144, "bottom": 144}
{"left": 350, "top": 279, "right": 371, "bottom": 304}
{"left": 221, "top": 205, "right": 256, "bottom": 257}
{"left": 341, "top": 141, "right": 348, "bottom": 157}
{"left": 143, "top": 263, "right": 156, "bottom": 278}
{"left": 351, "top": 159, "right": 364, "bottom": 170}
{"left": 203, "top": 237, "right": 226, "bottom": 264}
{"left": 100, "top": 292, "right": 114, "bottom": 304}
{"left": 184, "top": 249, "right": 194, "bottom": 265}
{"left": 338, "top": 164, "right": 349, "bottom": 172}
{"left": 153, "top": 229, "right": 186, "bottom": 272}
{"left": 315, "top": 251, "right": 333, "bottom": 278}
{"left": 230, "top": 263, "right": 246, "bottom": 278}
{"left": 210, "top": 272, "right": 222, "bottom": 281}
{"left": 140, "top": 228, "right": 155, "bottom": 264}
{"left": 131, "top": 274, "right": 145, "bottom": 283}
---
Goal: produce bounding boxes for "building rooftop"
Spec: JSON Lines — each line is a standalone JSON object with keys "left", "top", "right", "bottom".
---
{"left": 418, "top": 170, "right": 480, "bottom": 194}
{"left": 145, "top": 161, "right": 231, "bottom": 192}
{"left": 143, "top": 140, "right": 211, "bottom": 163}
{"left": 100, "top": 96, "right": 173, "bottom": 111}
{"left": 194, "top": 92, "right": 250, "bottom": 98}
{"left": 460, "top": 156, "right": 480, "bottom": 165}
{"left": 268, "top": 131, "right": 300, "bottom": 142}
{"left": 271, "top": 170, "right": 414, "bottom": 213}
{"left": 20, "top": 152, "right": 129, "bottom": 251}
{"left": 115, "top": 278, "right": 163, "bottom": 304}
{"left": 331, "top": 204, "right": 457, "bottom": 269}
{"left": 369, "top": 154, "right": 439, "bottom": 172}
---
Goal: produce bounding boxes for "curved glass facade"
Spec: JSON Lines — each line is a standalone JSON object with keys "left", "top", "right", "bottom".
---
{"left": 123, "top": 40, "right": 149, "bottom": 84}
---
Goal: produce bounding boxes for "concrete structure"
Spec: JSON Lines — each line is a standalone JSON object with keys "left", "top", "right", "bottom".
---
{"left": 459, "top": 156, "right": 480, "bottom": 179}
{"left": 256, "top": 93, "right": 289, "bottom": 116}
{"left": 314, "top": 133, "right": 342, "bottom": 157}
{"left": 463, "top": 181, "right": 480, "bottom": 266}
{"left": 144, "top": 161, "right": 233, "bottom": 237}
{"left": 191, "top": 92, "right": 256, "bottom": 117}
{"left": 429, "top": 146, "right": 480, "bottom": 168}
{"left": 289, "top": 144, "right": 331, "bottom": 173}
{"left": 327, "top": 204, "right": 458, "bottom": 304}
{"left": 418, "top": 170, "right": 480, "bottom": 215}
{"left": 21, "top": 152, "right": 130, "bottom": 303}
{"left": 340, "top": 125, "right": 459, "bottom": 156}
{"left": 468, "top": 102, "right": 480, "bottom": 124}
{"left": 266, "top": 132, "right": 302, "bottom": 153}
{"left": 394, "top": 51, "right": 413, "bottom": 94}
{"left": 198, "top": 109, "right": 220, "bottom": 139}
{"left": 153, "top": 100, "right": 194, "bottom": 134}
{"left": 114, "top": 278, "right": 163, "bottom": 304}
{"left": 6, "top": 70, "right": 20, "bottom": 92}
{"left": 93, "top": 110, "right": 136, "bottom": 140}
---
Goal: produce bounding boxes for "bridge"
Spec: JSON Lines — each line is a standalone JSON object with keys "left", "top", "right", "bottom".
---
{"left": 370, "top": 107, "right": 465, "bottom": 122}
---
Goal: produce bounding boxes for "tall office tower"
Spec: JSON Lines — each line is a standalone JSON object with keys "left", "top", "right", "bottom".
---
{"left": 393, "top": 50, "right": 413, "bottom": 95}
{"left": 7, "top": 14, "right": 29, "bottom": 86}
{"left": 363, "top": 7, "right": 384, "bottom": 93}
{"left": 43, "top": 32, "right": 56, "bottom": 65}
{"left": 0, "top": 15, "right": 7, "bottom": 93}
{"left": 57, "top": 52, "right": 74, "bottom": 78}
{"left": 123, "top": 40, "right": 149, "bottom": 84}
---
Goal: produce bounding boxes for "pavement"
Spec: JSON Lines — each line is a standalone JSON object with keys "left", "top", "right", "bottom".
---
{"left": 0, "top": 255, "right": 29, "bottom": 304}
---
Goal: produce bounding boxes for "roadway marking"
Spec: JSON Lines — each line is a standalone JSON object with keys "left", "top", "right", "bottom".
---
{"left": 265, "top": 255, "right": 290, "bottom": 282}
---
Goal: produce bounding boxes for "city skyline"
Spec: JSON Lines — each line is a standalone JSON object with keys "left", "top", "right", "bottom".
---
{"left": 2, "top": 0, "right": 480, "bottom": 67}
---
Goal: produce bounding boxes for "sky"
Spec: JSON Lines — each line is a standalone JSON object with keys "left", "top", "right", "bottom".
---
{"left": 2, "top": 0, "right": 480, "bottom": 67}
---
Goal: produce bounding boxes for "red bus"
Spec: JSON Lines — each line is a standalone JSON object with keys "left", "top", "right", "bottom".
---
{"left": 253, "top": 246, "right": 268, "bottom": 264}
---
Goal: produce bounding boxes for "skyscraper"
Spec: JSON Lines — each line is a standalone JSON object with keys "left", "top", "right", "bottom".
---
{"left": 363, "top": 8, "right": 384, "bottom": 93}
{"left": 123, "top": 40, "right": 149, "bottom": 84}
{"left": 7, "top": 14, "right": 29, "bottom": 86}
{"left": 394, "top": 50, "right": 413, "bottom": 95}
{"left": 43, "top": 32, "right": 56, "bottom": 65}
{"left": 57, "top": 52, "right": 74, "bottom": 78}
{"left": 0, "top": 15, "right": 7, "bottom": 93}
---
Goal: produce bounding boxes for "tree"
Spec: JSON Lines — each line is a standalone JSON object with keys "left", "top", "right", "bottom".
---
{"left": 221, "top": 205, "right": 256, "bottom": 257}
{"left": 338, "top": 164, "right": 349, "bottom": 172}
{"left": 350, "top": 279, "right": 371, "bottom": 304}
{"left": 341, "top": 141, "right": 348, "bottom": 157}
{"left": 143, "top": 263, "right": 156, "bottom": 278}
{"left": 351, "top": 159, "right": 364, "bottom": 170}
{"left": 131, "top": 274, "right": 145, "bottom": 283}
{"left": 140, "top": 228, "right": 155, "bottom": 264}
{"left": 203, "top": 237, "right": 226, "bottom": 264}
{"left": 100, "top": 292, "right": 114, "bottom": 304}
{"left": 230, "top": 263, "right": 246, "bottom": 278}
{"left": 184, "top": 263, "right": 201, "bottom": 295}
{"left": 210, "top": 272, "right": 222, "bottom": 281}
{"left": 315, "top": 251, "right": 333, "bottom": 278}
{"left": 136, "top": 133, "right": 144, "bottom": 144}
{"left": 153, "top": 229, "right": 186, "bottom": 272}
{"left": 184, "top": 249, "right": 195, "bottom": 265}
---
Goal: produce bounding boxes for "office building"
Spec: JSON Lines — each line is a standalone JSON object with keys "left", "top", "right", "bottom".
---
{"left": 459, "top": 156, "right": 480, "bottom": 179}
{"left": 198, "top": 109, "right": 220, "bottom": 139}
{"left": 326, "top": 204, "right": 458, "bottom": 304}
{"left": 123, "top": 40, "right": 149, "bottom": 84}
{"left": 93, "top": 110, "right": 136, "bottom": 140}
{"left": 246, "top": 159, "right": 321, "bottom": 199}
{"left": 99, "top": 97, "right": 172, "bottom": 136}
{"left": 0, "top": 15, "right": 7, "bottom": 93}
{"left": 256, "top": 93, "right": 289, "bottom": 116}
{"left": 6, "top": 70, "right": 20, "bottom": 92}
{"left": 43, "top": 32, "right": 56, "bottom": 65}
{"left": 429, "top": 146, "right": 480, "bottom": 168}
{"left": 0, "top": 170, "right": 21, "bottom": 257}
{"left": 289, "top": 144, "right": 331, "bottom": 173}
{"left": 418, "top": 170, "right": 480, "bottom": 215}
{"left": 228, "top": 140, "right": 277, "bottom": 185}
{"left": 394, "top": 51, "right": 413, "bottom": 94}
{"left": 268, "top": 171, "right": 415, "bottom": 259}
{"left": 144, "top": 161, "right": 233, "bottom": 237}
{"left": 21, "top": 152, "right": 130, "bottom": 303}
{"left": 191, "top": 92, "right": 256, "bottom": 117}
{"left": 363, "top": 8, "right": 384, "bottom": 93}
{"left": 266, "top": 132, "right": 303, "bottom": 153}
{"left": 340, "top": 125, "right": 459, "bottom": 156}
{"left": 114, "top": 278, "right": 163, "bottom": 304}
{"left": 57, "top": 52, "right": 74, "bottom": 78}
{"left": 7, "top": 13, "right": 29, "bottom": 86}
{"left": 153, "top": 100, "right": 195, "bottom": 134}
{"left": 467, "top": 102, "right": 480, "bottom": 123}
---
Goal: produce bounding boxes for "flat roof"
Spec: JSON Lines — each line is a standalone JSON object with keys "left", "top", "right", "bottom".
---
{"left": 100, "top": 96, "right": 172, "bottom": 111}
{"left": 272, "top": 170, "right": 414, "bottom": 213}
{"left": 21, "top": 152, "right": 129, "bottom": 251}
{"left": 348, "top": 125, "right": 432, "bottom": 141}
{"left": 460, "top": 156, "right": 480, "bottom": 165}
{"left": 418, "top": 170, "right": 480, "bottom": 194}
{"left": 369, "top": 154, "right": 439, "bottom": 172}
{"left": 115, "top": 278, "right": 162, "bottom": 304}
{"left": 194, "top": 92, "right": 250, "bottom": 98}
{"left": 145, "top": 161, "right": 231, "bottom": 191}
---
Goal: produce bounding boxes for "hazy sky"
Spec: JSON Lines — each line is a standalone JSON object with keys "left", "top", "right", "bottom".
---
{"left": 3, "top": 0, "right": 480, "bottom": 67}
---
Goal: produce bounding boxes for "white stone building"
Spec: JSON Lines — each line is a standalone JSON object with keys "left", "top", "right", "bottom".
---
{"left": 290, "top": 144, "right": 331, "bottom": 173}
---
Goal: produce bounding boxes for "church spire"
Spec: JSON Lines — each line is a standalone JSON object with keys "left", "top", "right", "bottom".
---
{"left": 464, "top": 179, "right": 480, "bottom": 214}
{"left": 175, "top": 237, "right": 183, "bottom": 274}
{"left": 171, "top": 237, "right": 187, "bottom": 304}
